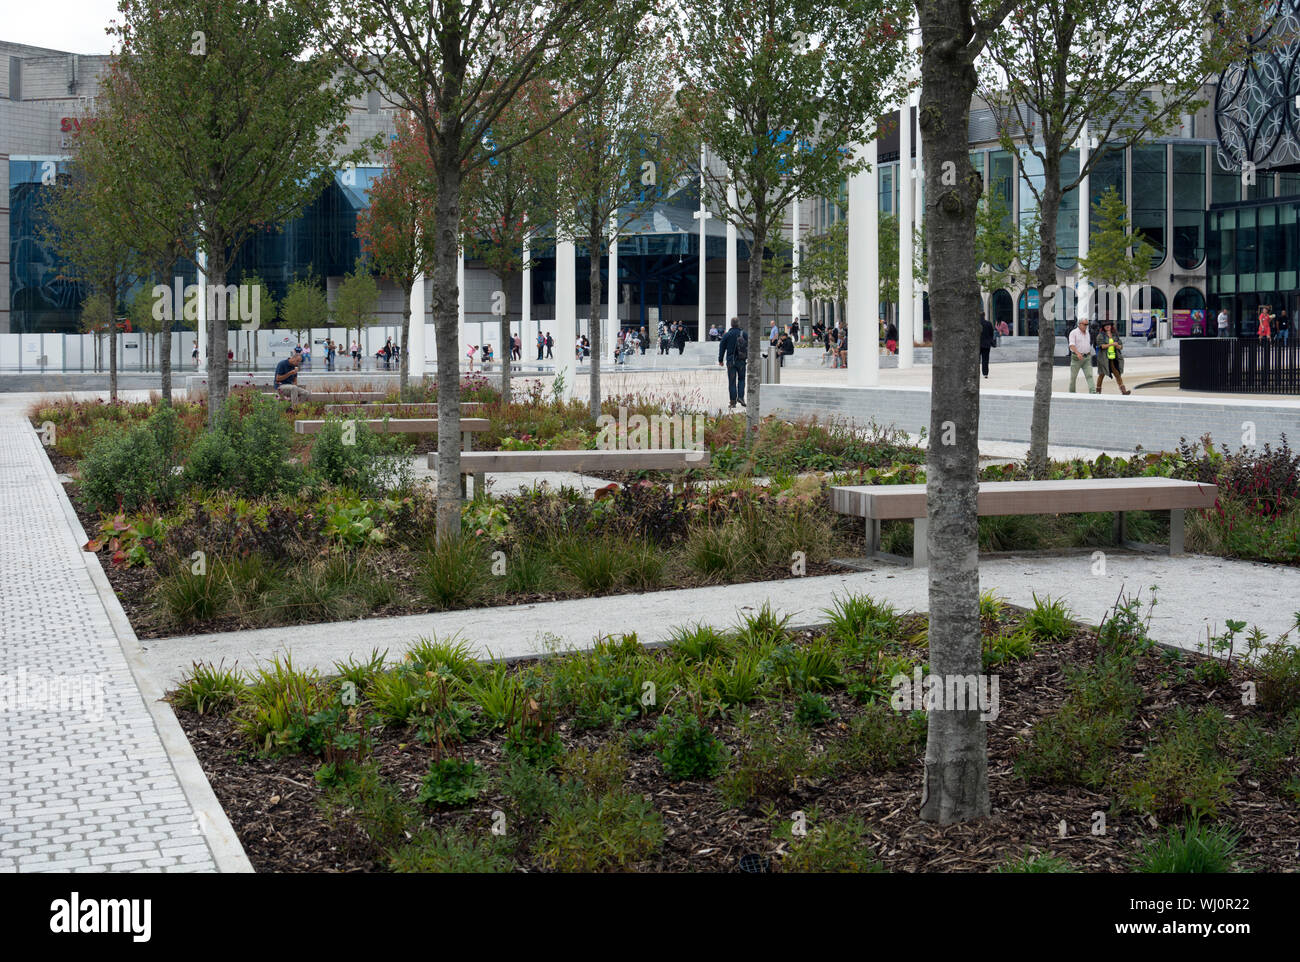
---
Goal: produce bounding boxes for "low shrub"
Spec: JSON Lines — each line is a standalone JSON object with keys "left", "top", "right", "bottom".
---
{"left": 994, "top": 850, "right": 1077, "bottom": 873}
{"left": 388, "top": 826, "right": 514, "bottom": 873}
{"left": 417, "top": 757, "right": 488, "bottom": 808}
{"left": 1117, "top": 709, "right": 1236, "bottom": 820}
{"left": 78, "top": 405, "right": 186, "bottom": 513}
{"left": 1024, "top": 594, "right": 1074, "bottom": 643}
{"left": 824, "top": 704, "right": 926, "bottom": 775}
{"left": 184, "top": 395, "right": 298, "bottom": 498}
{"left": 653, "top": 712, "right": 728, "bottom": 780}
{"left": 1132, "top": 819, "right": 1241, "bottom": 873}
{"left": 308, "top": 417, "right": 412, "bottom": 497}
{"left": 418, "top": 536, "right": 492, "bottom": 610}
{"left": 779, "top": 815, "right": 885, "bottom": 873}
{"left": 534, "top": 790, "right": 664, "bottom": 872}
{"left": 171, "top": 660, "right": 246, "bottom": 715}
{"left": 718, "top": 719, "right": 814, "bottom": 808}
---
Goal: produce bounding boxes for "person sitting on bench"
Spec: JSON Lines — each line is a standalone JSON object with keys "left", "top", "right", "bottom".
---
{"left": 275, "top": 349, "right": 308, "bottom": 403}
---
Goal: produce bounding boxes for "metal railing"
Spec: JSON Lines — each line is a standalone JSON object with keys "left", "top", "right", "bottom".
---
{"left": 1180, "top": 338, "right": 1300, "bottom": 393}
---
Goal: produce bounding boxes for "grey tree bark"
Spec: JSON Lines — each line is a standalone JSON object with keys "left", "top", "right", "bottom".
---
{"left": 399, "top": 278, "right": 414, "bottom": 396}
{"left": 1027, "top": 154, "right": 1063, "bottom": 478}
{"left": 433, "top": 152, "right": 465, "bottom": 539}
{"left": 206, "top": 267, "right": 230, "bottom": 425}
{"left": 498, "top": 284, "right": 512, "bottom": 405}
{"left": 918, "top": 3, "right": 990, "bottom": 824}
{"left": 588, "top": 209, "right": 605, "bottom": 421}
{"left": 743, "top": 211, "right": 768, "bottom": 434}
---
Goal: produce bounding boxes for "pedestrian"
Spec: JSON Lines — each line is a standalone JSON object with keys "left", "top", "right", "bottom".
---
{"left": 1258, "top": 305, "right": 1272, "bottom": 340}
{"left": 717, "top": 317, "right": 748, "bottom": 409}
{"left": 545, "top": 332, "right": 554, "bottom": 358}
{"left": 1067, "top": 316, "right": 1095, "bottom": 394}
{"left": 885, "top": 322, "right": 898, "bottom": 355}
{"left": 979, "top": 313, "right": 995, "bottom": 379}
{"left": 466, "top": 343, "right": 477, "bottom": 372}
{"left": 1279, "top": 310, "right": 1291, "bottom": 344}
{"left": 997, "top": 319, "right": 1010, "bottom": 338}
{"left": 274, "top": 348, "right": 309, "bottom": 403}
{"left": 1217, "top": 306, "right": 1230, "bottom": 338}
{"left": 351, "top": 340, "right": 361, "bottom": 370}
{"left": 790, "top": 318, "right": 800, "bottom": 344}
{"left": 675, "top": 323, "right": 687, "bottom": 354}
{"left": 639, "top": 326, "right": 648, "bottom": 354}
{"left": 1095, "top": 320, "right": 1131, "bottom": 395}
{"left": 536, "top": 331, "right": 545, "bottom": 360}
{"left": 191, "top": 340, "right": 200, "bottom": 369}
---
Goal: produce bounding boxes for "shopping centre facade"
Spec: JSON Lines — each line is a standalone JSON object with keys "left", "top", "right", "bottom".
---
{"left": 2, "top": 33, "right": 1295, "bottom": 347}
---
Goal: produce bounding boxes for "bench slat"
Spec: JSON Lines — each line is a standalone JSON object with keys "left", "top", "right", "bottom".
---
{"left": 295, "top": 418, "right": 491, "bottom": 435}
{"left": 322, "top": 403, "right": 482, "bottom": 415}
{"left": 832, "top": 478, "right": 1218, "bottom": 520}
{"left": 430, "top": 448, "right": 710, "bottom": 473}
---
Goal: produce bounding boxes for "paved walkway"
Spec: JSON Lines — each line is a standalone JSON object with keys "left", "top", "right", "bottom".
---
{"left": 146, "top": 550, "right": 1300, "bottom": 686}
{"left": 0, "top": 396, "right": 248, "bottom": 872}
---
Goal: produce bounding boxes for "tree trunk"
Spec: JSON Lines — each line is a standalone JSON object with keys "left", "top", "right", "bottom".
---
{"left": 108, "top": 279, "right": 119, "bottom": 402}
{"left": 744, "top": 213, "right": 767, "bottom": 434}
{"left": 498, "top": 271, "right": 513, "bottom": 405}
{"left": 917, "top": 10, "right": 990, "bottom": 824}
{"left": 160, "top": 257, "right": 177, "bottom": 404}
{"left": 1027, "top": 161, "right": 1063, "bottom": 478}
{"left": 207, "top": 266, "right": 230, "bottom": 426}
{"left": 588, "top": 211, "right": 604, "bottom": 422}
{"left": 399, "top": 277, "right": 414, "bottom": 395}
{"left": 432, "top": 152, "right": 464, "bottom": 540}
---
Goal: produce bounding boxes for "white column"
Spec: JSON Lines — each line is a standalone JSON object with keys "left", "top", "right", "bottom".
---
{"left": 1077, "top": 122, "right": 1091, "bottom": 324}
{"left": 913, "top": 96, "right": 925, "bottom": 347}
{"left": 726, "top": 180, "right": 739, "bottom": 323}
{"left": 408, "top": 272, "right": 425, "bottom": 377}
{"left": 196, "top": 247, "right": 208, "bottom": 374}
{"left": 522, "top": 233, "right": 533, "bottom": 353}
{"left": 695, "top": 145, "right": 711, "bottom": 341}
{"left": 555, "top": 232, "right": 577, "bottom": 398}
{"left": 457, "top": 247, "right": 465, "bottom": 339}
{"left": 898, "top": 100, "right": 914, "bottom": 370}
{"left": 608, "top": 215, "right": 619, "bottom": 349}
{"left": 847, "top": 140, "right": 880, "bottom": 386}
{"left": 791, "top": 196, "right": 801, "bottom": 328}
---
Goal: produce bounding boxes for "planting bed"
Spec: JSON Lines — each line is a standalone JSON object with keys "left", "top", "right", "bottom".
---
{"left": 172, "top": 595, "right": 1300, "bottom": 873}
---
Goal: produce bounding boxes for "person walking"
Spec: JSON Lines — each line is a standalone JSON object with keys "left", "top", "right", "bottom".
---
{"left": 350, "top": 340, "right": 361, "bottom": 370}
{"left": 674, "top": 323, "right": 687, "bottom": 355}
{"left": 979, "top": 314, "right": 995, "bottom": 379}
{"left": 536, "top": 331, "right": 545, "bottom": 360}
{"left": 1217, "top": 306, "right": 1230, "bottom": 338}
{"left": 191, "top": 340, "right": 200, "bottom": 369}
{"left": 1258, "top": 305, "right": 1272, "bottom": 341}
{"left": 1095, "top": 320, "right": 1131, "bottom": 395}
{"left": 545, "top": 332, "right": 553, "bottom": 358}
{"left": 718, "top": 317, "right": 748, "bottom": 409}
{"left": 1067, "top": 316, "right": 1096, "bottom": 394}
{"left": 639, "top": 326, "right": 648, "bottom": 354}
{"left": 1279, "top": 310, "right": 1291, "bottom": 345}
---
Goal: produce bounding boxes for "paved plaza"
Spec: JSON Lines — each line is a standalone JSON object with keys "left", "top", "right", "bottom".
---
{"left": 0, "top": 393, "right": 248, "bottom": 872}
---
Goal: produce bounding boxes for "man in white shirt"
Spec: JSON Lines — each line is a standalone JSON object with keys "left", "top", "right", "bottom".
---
{"left": 1217, "top": 308, "right": 1230, "bottom": 338}
{"left": 1068, "top": 316, "right": 1095, "bottom": 394}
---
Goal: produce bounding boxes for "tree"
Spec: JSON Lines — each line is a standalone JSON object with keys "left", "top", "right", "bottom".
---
{"left": 675, "top": 0, "right": 910, "bottom": 433}
{"left": 554, "top": 24, "right": 678, "bottom": 421}
{"left": 357, "top": 115, "right": 436, "bottom": 395}
{"left": 302, "top": 0, "right": 649, "bottom": 540}
{"left": 111, "top": 0, "right": 370, "bottom": 425}
{"left": 914, "top": 0, "right": 1022, "bottom": 823}
{"left": 802, "top": 218, "right": 851, "bottom": 327}
{"left": 334, "top": 266, "right": 381, "bottom": 359}
{"left": 461, "top": 82, "right": 564, "bottom": 406}
{"left": 1077, "top": 186, "right": 1157, "bottom": 322}
{"left": 282, "top": 276, "right": 329, "bottom": 346}
{"left": 979, "top": 0, "right": 1263, "bottom": 476}
{"left": 40, "top": 149, "right": 140, "bottom": 401}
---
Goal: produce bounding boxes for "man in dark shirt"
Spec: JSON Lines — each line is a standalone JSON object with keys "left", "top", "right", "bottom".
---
{"left": 717, "top": 317, "right": 748, "bottom": 409}
{"left": 275, "top": 349, "right": 307, "bottom": 403}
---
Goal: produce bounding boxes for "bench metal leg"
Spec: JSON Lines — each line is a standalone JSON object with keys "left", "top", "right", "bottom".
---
{"left": 912, "top": 517, "right": 928, "bottom": 568}
{"left": 460, "top": 431, "right": 472, "bottom": 500}
{"left": 866, "top": 517, "right": 881, "bottom": 557}
{"left": 1112, "top": 510, "right": 1126, "bottom": 546}
{"left": 1169, "top": 509, "right": 1185, "bottom": 555}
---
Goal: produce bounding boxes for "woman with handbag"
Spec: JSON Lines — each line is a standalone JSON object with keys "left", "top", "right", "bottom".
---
{"left": 1094, "top": 321, "right": 1131, "bottom": 395}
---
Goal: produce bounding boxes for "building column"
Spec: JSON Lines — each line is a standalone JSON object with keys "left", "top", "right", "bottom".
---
{"left": 408, "top": 272, "right": 425, "bottom": 378}
{"left": 694, "top": 145, "right": 711, "bottom": 341}
{"left": 726, "top": 180, "right": 739, "bottom": 323}
{"left": 555, "top": 232, "right": 577, "bottom": 399}
{"left": 847, "top": 139, "right": 880, "bottom": 386}
{"left": 608, "top": 215, "right": 619, "bottom": 349}
{"left": 898, "top": 100, "right": 914, "bottom": 369}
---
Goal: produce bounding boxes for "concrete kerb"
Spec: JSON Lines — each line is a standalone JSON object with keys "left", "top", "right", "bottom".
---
{"left": 33, "top": 421, "right": 253, "bottom": 874}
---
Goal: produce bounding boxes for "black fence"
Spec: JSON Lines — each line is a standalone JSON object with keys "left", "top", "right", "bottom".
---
{"left": 1180, "top": 338, "right": 1300, "bottom": 393}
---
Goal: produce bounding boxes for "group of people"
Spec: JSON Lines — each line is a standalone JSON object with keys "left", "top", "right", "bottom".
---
{"left": 1066, "top": 316, "right": 1132, "bottom": 395}
{"left": 1240, "top": 305, "right": 1293, "bottom": 342}
{"left": 657, "top": 321, "right": 690, "bottom": 355}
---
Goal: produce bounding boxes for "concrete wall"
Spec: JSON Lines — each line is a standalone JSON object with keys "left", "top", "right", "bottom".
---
{"left": 759, "top": 382, "right": 1300, "bottom": 454}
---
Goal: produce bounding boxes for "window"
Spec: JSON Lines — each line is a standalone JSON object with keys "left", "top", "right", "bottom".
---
{"left": 992, "top": 289, "right": 1014, "bottom": 334}
{"left": 879, "top": 163, "right": 896, "bottom": 215}
{"left": 1173, "top": 287, "right": 1205, "bottom": 310}
{"left": 990, "top": 149, "right": 1015, "bottom": 234}
{"left": 1131, "top": 145, "right": 1166, "bottom": 268}
{"left": 1058, "top": 149, "right": 1079, "bottom": 270}
{"left": 1213, "top": 153, "right": 1240, "bottom": 205}
{"left": 1172, "top": 145, "right": 1205, "bottom": 268}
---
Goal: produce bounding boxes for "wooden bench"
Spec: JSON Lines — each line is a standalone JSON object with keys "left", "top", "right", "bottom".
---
{"left": 830, "top": 477, "right": 1218, "bottom": 567}
{"left": 428, "top": 448, "right": 710, "bottom": 474}
{"left": 294, "top": 417, "right": 490, "bottom": 436}
{"left": 321, "top": 403, "right": 483, "bottom": 416}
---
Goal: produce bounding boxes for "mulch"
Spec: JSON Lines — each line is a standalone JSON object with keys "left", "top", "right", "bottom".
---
{"left": 175, "top": 623, "right": 1300, "bottom": 873}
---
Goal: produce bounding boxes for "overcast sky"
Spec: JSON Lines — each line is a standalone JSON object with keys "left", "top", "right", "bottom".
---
{"left": 9, "top": 0, "right": 122, "bottom": 55}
